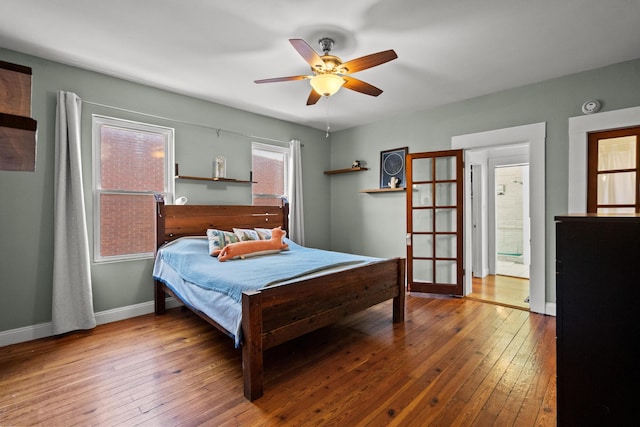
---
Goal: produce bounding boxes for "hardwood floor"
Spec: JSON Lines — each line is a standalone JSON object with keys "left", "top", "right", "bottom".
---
{"left": 0, "top": 296, "right": 556, "bottom": 426}
{"left": 468, "top": 274, "right": 530, "bottom": 310}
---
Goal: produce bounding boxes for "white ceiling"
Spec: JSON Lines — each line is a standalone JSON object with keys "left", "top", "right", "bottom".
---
{"left": 1, "top": 0, "right": 639, "bottom": 131}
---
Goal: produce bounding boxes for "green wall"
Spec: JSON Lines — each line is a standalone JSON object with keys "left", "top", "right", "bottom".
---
{"left": 2, "top": 44, "right": 639, "bottom": 335}
{"left": 328, "top": 57, "right": 640, "bottom": 307}
{"left": 0, "top": 48, "right": 330, "bottom": 332}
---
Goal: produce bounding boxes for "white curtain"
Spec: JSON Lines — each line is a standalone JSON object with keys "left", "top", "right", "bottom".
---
{"left": 52, "top": 91, "right": 96, "bottom": 335}
{"left": 287, "top": 139, "right": 305, "bottom": 245}
{"left": 598, "top": 142, "right": 635, "bottom": 213}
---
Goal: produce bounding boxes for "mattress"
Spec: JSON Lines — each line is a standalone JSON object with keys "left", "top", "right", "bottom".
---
{"left": 153, "top": 237, "right": 380, "bottom": 346}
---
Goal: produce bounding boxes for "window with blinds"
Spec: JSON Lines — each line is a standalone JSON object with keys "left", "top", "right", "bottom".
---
{"left": 93, "top": 115, "right": 174, "bottom": 261}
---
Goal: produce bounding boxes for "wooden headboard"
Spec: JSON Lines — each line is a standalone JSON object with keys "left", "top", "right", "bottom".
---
{"left": 155, "top": 200, "right": 289, "bottom": 248}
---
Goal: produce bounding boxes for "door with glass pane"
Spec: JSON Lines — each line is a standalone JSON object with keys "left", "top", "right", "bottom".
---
{"left": 587, "top": 127, "right": 640, "bottom": 213}
{"left": 406, "top": 150, "right": 464, "bottom": 295}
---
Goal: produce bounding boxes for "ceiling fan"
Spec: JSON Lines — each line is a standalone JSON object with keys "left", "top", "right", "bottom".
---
{"left": 254, "top": 38, "right": 398, "bottom": 105}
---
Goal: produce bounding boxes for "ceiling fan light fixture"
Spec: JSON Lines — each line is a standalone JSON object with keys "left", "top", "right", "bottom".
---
{"left": 310, "top": 74, "right": 345, "bottom": 97}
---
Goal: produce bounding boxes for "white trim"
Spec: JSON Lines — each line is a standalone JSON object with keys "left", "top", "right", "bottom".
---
{"left": 94, "top": 299, "right": 180, "bottom": 325}
{"left": 452, "top": 122, "right": 548, "bottom": 315}
{"left": 568, "top": 106, "right": 640, "bottom": 213}
{"left": 545, "top": 302, "right": 557, "bottom": 317}
{"left": 0, "top": 322, "right": 54, "bottom": 347}
{"left": 0, "top": 298, "right": 180, "bottom": 347}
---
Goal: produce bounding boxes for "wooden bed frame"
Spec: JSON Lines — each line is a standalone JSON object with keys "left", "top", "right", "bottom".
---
{"left": 154, "top": 200, "right": 405, "bottom": 401}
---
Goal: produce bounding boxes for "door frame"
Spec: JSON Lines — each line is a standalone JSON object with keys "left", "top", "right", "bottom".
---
{"left": 470, "top": 163, "right": 486, "bottom": 277}
{"left": 452, "top": 122, "right": 547, "bottom": 315}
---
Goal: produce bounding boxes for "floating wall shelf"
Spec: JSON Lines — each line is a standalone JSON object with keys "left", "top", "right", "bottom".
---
{"left": 324, "top": 167, "right": 369, "bottom": 175}
{"left": 360, "top": 187, "right": 406, "bottom": 193}
{"left": 176, "top": 175, "right": 255, "bottom": 184}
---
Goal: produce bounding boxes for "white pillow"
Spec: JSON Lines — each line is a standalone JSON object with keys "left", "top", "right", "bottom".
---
{"left": 254, "top": 227, "right": 287, "bottom": 240}
{"left": 233, "top": 228, "right": 261, "bottom": 242}
{"left": 206, "top": 229, "right": 239, "bottom": 256}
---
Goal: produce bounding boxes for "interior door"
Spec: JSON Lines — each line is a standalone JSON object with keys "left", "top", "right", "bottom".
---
{"left": 406, "top": 149, "right": 464, "bottom": 295}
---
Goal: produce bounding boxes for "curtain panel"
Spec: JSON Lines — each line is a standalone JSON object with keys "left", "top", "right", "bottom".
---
{"left": 287, "top": 139, "right": 305, "bottom": 245}
{"left": 52, "top": 91, "right": 96, "bottom": 334}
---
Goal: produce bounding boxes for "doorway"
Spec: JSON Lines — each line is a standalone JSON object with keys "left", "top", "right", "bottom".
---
{"left": 468, "top": 153, "right": 530, "bottom": 309}
{"left": 452, "top": 122, "right": 547, "bottom": 315}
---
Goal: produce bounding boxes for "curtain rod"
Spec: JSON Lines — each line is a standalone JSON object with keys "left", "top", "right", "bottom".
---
{"left": 80, "top": 99, "right": 292, "bottom": 145}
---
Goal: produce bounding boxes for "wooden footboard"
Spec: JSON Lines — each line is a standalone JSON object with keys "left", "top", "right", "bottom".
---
{"left": 241, "top": 257, "right": 405, "bottom": 401}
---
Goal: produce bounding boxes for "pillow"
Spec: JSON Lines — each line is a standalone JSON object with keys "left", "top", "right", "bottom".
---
{"left": 233, "top": 228, "right": 261, "bottom": 242}
{"left": 218, "top": 227, "right": 288, "bottom": 261}
{"left": 254, "top": 227, "right": 287, "bottom": 240}
{"left": 206, "top": 229, "right": 240, "bottom": 256}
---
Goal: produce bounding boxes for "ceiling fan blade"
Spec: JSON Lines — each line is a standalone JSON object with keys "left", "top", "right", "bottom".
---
{"left": 306, "top": 90, "right": 321, "bottom": 105}
{"left": 254, "top": 75, "right": 309, "bottom": 84}
{"left": 342, "top": 76, "right": 383, "bottom": 96}
{"left": 289, "top": 39, "right": 324, "bottom": 69}
{"left": 340, "top": 49, "right": 398, "bottom": 74}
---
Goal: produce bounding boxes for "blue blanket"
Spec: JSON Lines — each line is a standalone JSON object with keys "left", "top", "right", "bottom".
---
{"left": 156, "top": 238, "right": 379, "bottom": 302}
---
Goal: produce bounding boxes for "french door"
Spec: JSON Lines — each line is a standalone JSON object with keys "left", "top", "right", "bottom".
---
{"left": 406, "top": 150, "right": 464, "bottom": 295}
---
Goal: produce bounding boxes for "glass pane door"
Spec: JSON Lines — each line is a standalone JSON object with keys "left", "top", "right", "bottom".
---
{"left": 406, "top": 150, "right": 463, "bottom": 295}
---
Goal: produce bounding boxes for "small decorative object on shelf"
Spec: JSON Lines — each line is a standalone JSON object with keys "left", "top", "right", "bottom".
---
{"left": 214, "top": 155, "right": 226, "bottom": 178}
{"left": 352, "top": 160, "right": 363, "bottom": 168}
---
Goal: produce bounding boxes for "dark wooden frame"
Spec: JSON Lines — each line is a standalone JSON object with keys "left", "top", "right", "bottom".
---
{"left": 587, "top": 126, "right": 640, "bottom": 213}
{"left": 154, "top": 200, "right": 405, "bottom": 401}
{"left": 380, "top": 147, "right": 408, "bottom": 189}
{"left": 406, "top": 149, "right": 464, "bottom": 295}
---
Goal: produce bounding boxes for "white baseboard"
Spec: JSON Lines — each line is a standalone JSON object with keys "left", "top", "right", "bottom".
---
{"left": 545, "top": 302, "right": 556, "bottom": 317}
{"left": 0, "top": 297, "right": 180, "bottom": 348}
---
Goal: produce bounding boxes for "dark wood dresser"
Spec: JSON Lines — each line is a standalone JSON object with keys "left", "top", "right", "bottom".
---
{"left": 555, "top": 214, "right": 640, "bottom": 426}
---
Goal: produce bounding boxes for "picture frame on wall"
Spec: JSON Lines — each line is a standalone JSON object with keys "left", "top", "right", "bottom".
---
{"left": 380, "top": 147, "right": 408, "bottom": 189}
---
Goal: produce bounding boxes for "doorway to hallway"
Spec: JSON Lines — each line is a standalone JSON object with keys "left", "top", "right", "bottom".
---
{"left": 469, "top": 161, "right": 530, "bottom": 309}
{"left": 453, "top": 122, "right": 546, "bottom": 314}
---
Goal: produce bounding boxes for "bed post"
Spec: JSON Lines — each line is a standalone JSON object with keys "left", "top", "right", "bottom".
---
{"left": 154, "top": 196, "right": 167, "bottom": 315}
{"left": 282, "top": 202, "right": 290, "bottom": 233}
{"left": 155, "top": 281, "right": 166, "bottom": 315}
{"left": 393, "top": 258, "right": 406, "bottom": 323}
{"left": 242, "top": 290, "right": 264, "bottom": 401}
{"left": 155, "top": 196, "right": 166, "bottom": 249}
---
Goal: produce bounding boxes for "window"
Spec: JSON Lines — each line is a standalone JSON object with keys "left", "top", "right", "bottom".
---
{"left": 93, "top": 115, "right": 174, "bottom": 262}
{"left": 251, "top": 142, "right": 288, "bottom": 206}
{"left": 587, "top": 126, "right": 640, "bottom": 213}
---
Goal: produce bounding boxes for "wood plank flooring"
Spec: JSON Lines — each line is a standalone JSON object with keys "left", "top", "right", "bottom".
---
{"left": 0, "top": 296, "right": 556, "bottom": 426}
{"left": 469, "top": 274, "right": 530, "bottom": 310}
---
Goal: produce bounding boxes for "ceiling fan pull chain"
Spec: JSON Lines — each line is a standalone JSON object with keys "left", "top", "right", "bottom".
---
{"left": 325, "top": 96, "right": 331, "bottom": 138}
